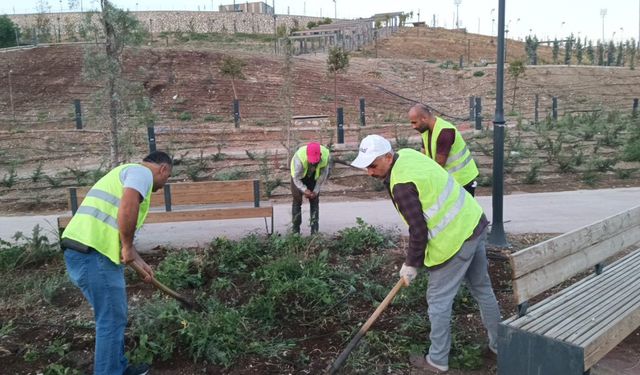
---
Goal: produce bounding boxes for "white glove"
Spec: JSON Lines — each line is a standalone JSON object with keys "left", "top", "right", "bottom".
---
{"left": 399, "top": 263, "right": 418, "bottom": 285}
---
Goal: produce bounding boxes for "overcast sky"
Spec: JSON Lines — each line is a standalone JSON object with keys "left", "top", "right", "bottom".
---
{"left": 1, "top": 0, "right": 639, "bottom": 43}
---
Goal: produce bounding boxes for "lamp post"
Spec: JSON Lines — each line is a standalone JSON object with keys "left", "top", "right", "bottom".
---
{"left": 454, "top": 0, "right": 462, "bottom": 29}
{"left": 600, "top": 9, "right": 607, "bottom": 42}
{"left": 333, "top": 0, "right": 337, "bottom": 19}
{"left": 489, "top": 0, "right": 508, "bottom": 246}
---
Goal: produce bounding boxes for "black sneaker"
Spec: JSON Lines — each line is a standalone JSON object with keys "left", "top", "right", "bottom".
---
{"left": 123, "top": 363, "right": 150, "bottom": 375}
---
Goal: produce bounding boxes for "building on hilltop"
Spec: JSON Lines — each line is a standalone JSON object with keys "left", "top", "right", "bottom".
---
{"left": 219, "top": 1, "right": 274, "bottom": 15}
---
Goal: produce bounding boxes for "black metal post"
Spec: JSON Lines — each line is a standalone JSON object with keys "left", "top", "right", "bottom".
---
{"left": 633, "top": 98, "right": 638, "bottom": 118}
{"left": 337, "top": 107, "right": 344, "bottom": 144}
{"left": 475, "top": 97, "right": 483, "bottom": 130}
{"left": 233, "top": 99, "right": 240, "bottom": 128}
{"left": 469, "top": 96, "right": 476, "bottom": 121}
{"left": 488, "top": 0, "right": 508, "bottom": 247}
{"left": 74, "top": 99, "right": 83, "bottom": 129}
{"left": 534, "top": 94, "right": 539, "bottom": 124}
{"left": 459, "top": 55, "right": 464, "bottom": 69}
{"left": 359, "top": 97, "right": 366, "bottom": 126}
{"left": 552, "top": 96, "right": 558, "bottom": 121}
{"left": 147, "top": 125, "right": 157, "bottom": 153}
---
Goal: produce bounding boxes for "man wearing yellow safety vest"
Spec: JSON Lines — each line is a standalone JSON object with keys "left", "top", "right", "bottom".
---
{"left": 60, "top": 151, "right": 172, "bottom": 375}
{"left": 408, "top": 104, "right": 480, "bottom": 196}
{"left": 290, "top": 142, "right": 331, "bottom": 234}
{"left": 351, "top": 135, "right": 499, "bottom": 373}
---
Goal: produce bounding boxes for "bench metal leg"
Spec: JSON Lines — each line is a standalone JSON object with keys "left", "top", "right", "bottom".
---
{"left": 498, "top": 323, "right": 585, "bottom": 375}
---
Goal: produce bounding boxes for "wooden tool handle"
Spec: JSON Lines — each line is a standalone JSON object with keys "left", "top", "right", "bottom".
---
{"left": 128, "top": 261, "right": 194, "bottom": 307}
{"left": 327, "top": 277, "right": 407, "bottom": 374}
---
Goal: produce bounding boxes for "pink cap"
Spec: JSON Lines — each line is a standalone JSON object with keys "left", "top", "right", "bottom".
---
{"left": 307, "top": 142, "right": 322, "bottom": 164}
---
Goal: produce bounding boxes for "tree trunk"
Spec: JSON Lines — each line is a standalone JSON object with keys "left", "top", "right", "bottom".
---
{"left": 511, "top": 77, "right": 518, "bottom": 113}
{"left": 334, "top": 72, "right": 337, "bottom": 113}
{"left": 102, "top": 0, "right": 121, "bottom": 167}
{"left": 231, "top": 77, "right": 237, "bottom": 100}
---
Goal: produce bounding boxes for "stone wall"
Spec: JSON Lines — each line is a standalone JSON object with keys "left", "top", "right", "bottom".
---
{"left": 7, "top": 11, "right": 326, "bottom": 39}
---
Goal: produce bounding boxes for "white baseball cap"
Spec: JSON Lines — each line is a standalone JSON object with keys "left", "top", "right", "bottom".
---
{"left": 351, "top": 135, "right": 393, "bottom": 169}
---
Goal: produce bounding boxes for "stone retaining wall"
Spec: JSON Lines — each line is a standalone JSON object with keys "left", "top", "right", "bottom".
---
{"left": 8, "top": 11, "right": 326, "bottom": 39}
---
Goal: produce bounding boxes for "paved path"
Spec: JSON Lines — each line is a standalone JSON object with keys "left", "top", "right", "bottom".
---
{"left": 1, "top": 187, "right": 638, "bottom": 250}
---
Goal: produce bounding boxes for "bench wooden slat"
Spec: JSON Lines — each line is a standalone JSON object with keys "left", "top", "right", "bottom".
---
{"left": 552, "top": 269, "right": 640, "bottom": 340}
{"left": 582, "top": 301, "right": 640, "bottom": 369}
{"left": 510, "top": 205, "right": 640, "bottom": 279}
{"left": 168, "top": 180, "right": 256, "bottom": 205}
{"left": 144, "top": 207, "right": 273, "bottom": 223}
{"left": 513, "top": 250, "right": 640, "bottom": 333}
{"left": 70, "top": 186, "right": 167, "bottom": 208}
{"left": 565, "top": 280, "right": 640, "bottom": 343}
{"left": 511, "top": 223, "right": 640, "bottom": 304}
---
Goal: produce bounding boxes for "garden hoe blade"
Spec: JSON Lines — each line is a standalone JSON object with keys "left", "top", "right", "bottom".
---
{"left": 326, "top": 277, "right": 407, "bottom": 375}
{"left": 128, "top": 262, "right": 201, "bottom": 311}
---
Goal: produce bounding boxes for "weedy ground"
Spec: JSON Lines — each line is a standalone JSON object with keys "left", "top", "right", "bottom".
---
{"left": 0, "top": 221, "right": 545, "bottom": 375}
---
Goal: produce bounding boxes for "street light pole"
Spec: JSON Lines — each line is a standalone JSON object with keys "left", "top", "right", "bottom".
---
{"left": 454, "top": 0, "right": 461, "bottom": 29}
{"left": 489, "top": 0, "right": 508, "bottom": 247}
{"left": 333, "top": 0, "right": 337, "bottom": 20}
{"left": 600, "top": 9, "right": 607, "bottom": 42}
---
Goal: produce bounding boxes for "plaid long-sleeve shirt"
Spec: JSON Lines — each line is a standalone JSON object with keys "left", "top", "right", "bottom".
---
{"left": 384, "top": 155, "right": 488, "bottom": 268}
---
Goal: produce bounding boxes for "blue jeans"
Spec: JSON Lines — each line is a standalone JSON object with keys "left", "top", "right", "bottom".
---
{"left": 426, "top": 229, "right": 500, "bottom": 367}
{"left": 65, "top": 249, "right": 128, "bottom": 375}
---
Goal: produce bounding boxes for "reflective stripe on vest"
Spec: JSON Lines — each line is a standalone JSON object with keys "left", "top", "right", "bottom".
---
{"left": 390, "top": 149, "right": 482, "bottom": 267}
{"left": 61, "top": 164, "right": 152, "bottom": 265}
{"left": 290, "top": 145, "right": 330, "bottom": 180}
{"left": 422, "top": 117, "right": 479, "bottom": 186}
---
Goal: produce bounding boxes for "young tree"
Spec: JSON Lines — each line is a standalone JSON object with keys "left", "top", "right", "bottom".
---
{"left": 564, "top": 34, "right": 574, "bottom": 65}
{"left": 84, "top": 0, "right": 149, "bottom": 166}
{"left": 552, "top": 39, "right": 560, "bottom": 64}
{"left": 327, "top": 46, "right": 349, "bottom": 112}
{"left": 219, "top": 55, "right": 246, "bottom": 100}
{"left": 524, "top": 35, "right": 539, "bottom": 65}
{"left": 616, "top": 41, "right": 624, "bottom": 66}
{"left": 0, "top": 15, "right": 19, "bottom": 48}
{"left": 627, "top": 39, "right": 637, "bottom": 70}
{"left": 606, "top": 41, "right": 616, "bottom": 66}
{"left": 586, "top": 39, "right": 595, "bottom": 65}
{"left": 596, "top": 40, "right": 604, "bottom": 65}
{"left": 575, "top": 37, "right": 583, "bottom": 64}
{"left": 508, "top": 59, "right": 526, "bottom": 113}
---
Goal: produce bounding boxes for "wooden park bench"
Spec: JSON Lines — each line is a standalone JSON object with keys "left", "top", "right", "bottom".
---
{"left": 498, "top": 205, "right": 640, "bottom": 375}
{"left": 58, "top": 179, "right": 273, "bottom": 235}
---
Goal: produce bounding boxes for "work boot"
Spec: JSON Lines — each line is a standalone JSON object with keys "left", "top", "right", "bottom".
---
{"left": 409, "top": 353, "right": 448, "bottom": 373}
{"left": 123, "top": 363, "right": 150, "bottom": 375}
{"left": 291, "top": 204, "right": 302, "bottom": 234}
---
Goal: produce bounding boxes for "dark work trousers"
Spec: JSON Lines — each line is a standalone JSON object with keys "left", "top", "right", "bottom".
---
{"left": 463, "top": 180, "right": 477, "bottom": 197}
{"left": 291, "top": 176, "right": 319, "bottom": 234}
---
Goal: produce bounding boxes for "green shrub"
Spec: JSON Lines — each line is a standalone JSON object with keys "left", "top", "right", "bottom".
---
{"left": 0, "top": 225, "right": 59, "bottom": 271}
{"left": 31, "top": 162, "right": 44, "bottom": 182}
{"left": 178, "top": 111, "right": 192, "bottom": 121}
{"left": 472, "top": 70, "right": 485, "bottom": 77}
{"left": 203, "top": 114, "right": 224, "bottom": 122}
{"left": 213, "top": 169, "right": 247, "bottom": 181}
{"left": 155, "top": 250, "right": 205, "bottom": 290}
{"left": 523, "top": 163, "right": 541, "bottom": 184}
{"left": 1, "top": 165, "right": 17, "bottom": 188}
{"left": 623, "top": 139, "right": 640, "bottom": 161}
{"left": 330, "top": 218, "right": 393, "bottom": 255}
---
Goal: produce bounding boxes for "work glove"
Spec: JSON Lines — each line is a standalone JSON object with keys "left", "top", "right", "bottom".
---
{"left": 399, "top": 263, "right": 418, "bottom": 285}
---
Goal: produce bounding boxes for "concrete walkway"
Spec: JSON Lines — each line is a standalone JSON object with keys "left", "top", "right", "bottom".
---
{"left": 1, "top": 187, "right": 638, "bottom": 250}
